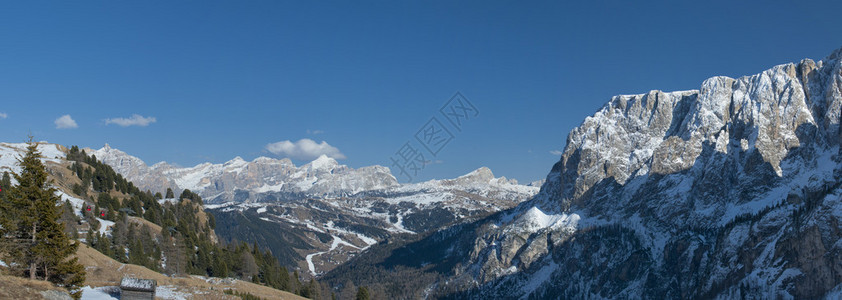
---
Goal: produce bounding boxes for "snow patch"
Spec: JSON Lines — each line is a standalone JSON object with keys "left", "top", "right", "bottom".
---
{"left": 519, "top": 261, "right": 558, "bottom": 298}
{"left": 513, "top": 206, "right": 580, "bottom": 232}
{"left": 306, "top": 234, "right": 365, "bottom": 276}
{"left": 223, "top": 156, "right": 248, "bottom": 174}
{"left": 203, "top": 202, "right": 236, "bottom": 210}
{"left": 305, "top": 250, "right": 326, "bottom": 276}
{"left": 80, "top": 286, "right": 118, "bottom": 300}
{"left": 307, "top": 155, "right": 338, "bottom": 171}
{"left": 56, "top": 190, "right": 87, "bottom": 217}
{"left": 96, "top": 218, "right": 115, "bottom": 236}
{"left": 254, "top": 183, "right": 285, "bottom": 193}
{"left": 157, "top": 198, "right": 180, "bottom": 205}
{"left": 324, "top": 221, "right": 377, "bottom": 248}
{"left": 0, "top": 142, "right": 66, "bottom": 180}
{"left": 155, "top": 285, "right": 189, "bottom": 300}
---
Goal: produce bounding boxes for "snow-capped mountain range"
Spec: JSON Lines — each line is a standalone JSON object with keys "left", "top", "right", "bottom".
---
{"left": 321, "top": 47, "right": 842, "bottom": 299}
{"left": 13, "top": 44, "right": 840, "bottom": 297}
{"left": 86, "top": 144, "right": 540, "bottom": 276}
{"left": 1, "top": 141, "right": 540, "bottom": 276}
{"left": 88, "top": 144, "right": 538, "bottom": 204}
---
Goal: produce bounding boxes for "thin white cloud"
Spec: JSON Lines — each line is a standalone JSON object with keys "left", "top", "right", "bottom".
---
{"left": 105, "top": 114, "right": 157, "bottom": 127}
{"left": 0, "top": 112, "right": 6, "bottom": 119}
{"left": 306, "top": 129, "right": 324, "bottom": 135}
{"left": 550, "top": 150, "right": 563, "bottom": 156}
{"left": 265, "top": 138, "right": 346, "bottom": 161}
{"left": 55, "top": 115, "right": 78, "bottom": 129}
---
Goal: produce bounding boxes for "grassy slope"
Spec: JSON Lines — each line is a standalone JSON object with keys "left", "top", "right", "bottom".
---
{"left": 76, "top": 244, "right": 306, "bottom": 299}
{"left": 38, "top": 157, "right": 303, "bottom": 299}
{"left": 0, "top": 274, "right": 71, "bottom": 300}
{"left": 0, "top": 146, "right": 303, "bottom": 299}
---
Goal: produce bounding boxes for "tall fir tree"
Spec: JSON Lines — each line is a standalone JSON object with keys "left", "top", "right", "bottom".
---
{"left": 0, "top": 171, "right": 13, "bottom": 250}
{"left": 2, "top": 139, "right": 86, "bottom": 299}
{"left": 0, "top": 171, "right": 10, "bottom": 191}
{"left": 356, "top": 286, "right": 371, "bottom": 300}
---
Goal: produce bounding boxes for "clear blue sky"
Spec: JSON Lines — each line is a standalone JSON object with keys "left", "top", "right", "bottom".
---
{"left": 1, "top": 1, "right": 841, "bottom": 183}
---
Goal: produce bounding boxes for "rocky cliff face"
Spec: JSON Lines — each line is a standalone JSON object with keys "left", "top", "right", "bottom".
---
{"left": 468, "top": 47, "right": 842, "bottom": 298}
{"left": 89, "top": 145, "right": 402, "bottom": 203}
{"left": 326, "top": 47, "right": 842, "bottom": 299}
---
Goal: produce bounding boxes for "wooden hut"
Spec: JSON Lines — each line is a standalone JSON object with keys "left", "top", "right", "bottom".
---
{"left": 120, "top": 277, "right": 156, "bottom": 300}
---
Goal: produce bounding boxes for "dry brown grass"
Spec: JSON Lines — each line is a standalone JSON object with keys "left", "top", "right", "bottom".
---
{"left": 46, "top": 160, "right": 84, "bottom": 195}
{"left": 26, "top": 145, "right": 301, "bottom": 299}
{"left": 76, "top": 244, "right": 306, "bottom": 299}
{"left": 46, "top": 158, "right": 131, "bottom": 204}
{"left": 128, "top": 216, "right": 164, "bottom": 234}
{"left": 0, "top": 274, "right": 70, "bottom": 300}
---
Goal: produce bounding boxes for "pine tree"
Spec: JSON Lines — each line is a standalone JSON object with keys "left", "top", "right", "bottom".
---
{"left": 166, "top": 188, "right": 174, "bottom": 199}
{"left": 1, "top": 171, "right": 11, "bottom": 191}
{"left": 2, "top": 139, "right": 86, "bottom": 298}
{"left": 356, "top": 286, "right": 370, "bottom": 300}
{"left": 287, "top": 269, "right": 302, "bottom": 295}
{"left": 0, "top": 172, "right": 13, "bottom": 249}
{"left": 307, "top": 278, "right": 320, "bottom": 299}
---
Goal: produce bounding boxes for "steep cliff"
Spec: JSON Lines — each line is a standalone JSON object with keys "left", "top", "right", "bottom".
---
{"left": 327, "top": 47, "right": 842, "bottom": 299}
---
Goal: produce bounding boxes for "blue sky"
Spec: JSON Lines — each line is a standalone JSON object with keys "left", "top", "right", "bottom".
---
{"left": 1, "top": 1, "right": 841, "bottom": 183}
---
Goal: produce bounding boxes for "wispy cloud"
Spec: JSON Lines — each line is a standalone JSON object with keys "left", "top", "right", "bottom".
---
{"left": 55, "top": 115, "right": 78, "bottom": 129}
{"left": 306, "top": 129, "right": 324, "bottom": 135}
{"left": 105, "top": 114, "right": 157, "bottom": 127}
{"left": 549, "top": 150, "right": 563, "bottom": 156}
{"left": 0, "top": 113, "right": 6, "bottom": 119}
{"left": 265, "top": 138, "right": 346, "bottom": 161}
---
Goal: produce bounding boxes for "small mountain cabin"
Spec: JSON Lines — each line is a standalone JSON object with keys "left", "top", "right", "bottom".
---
{"left": 120, "top": 277, "right": 156, "bottom": 300}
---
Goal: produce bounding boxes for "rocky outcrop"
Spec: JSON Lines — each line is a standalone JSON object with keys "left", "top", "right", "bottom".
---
{"left": 347, "top": 46, "right": 842, "bottom": 299}
{"left": 472, "top": 46, "right": 842, "bottom": 298}
{"left": 89, "top": 146, "right": 402, "bottom": 203}
{"left": 90, "top": 143, "right": 540, "bottom": 208}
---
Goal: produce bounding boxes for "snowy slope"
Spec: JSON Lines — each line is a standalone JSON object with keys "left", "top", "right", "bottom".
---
{"left": 0, "top": 142, "right": 66, "bottom": 180}
{"left": 89, "top": 147, "right": 405, "bottom": 203}
{"left": 325, "top": 46, "right": 842, "bottom": 299}
{"left": 87, "top": 143, "right": 540, "bottom": 276}
{"left": 88, "top": 146, "right": 539, "bottom": 208}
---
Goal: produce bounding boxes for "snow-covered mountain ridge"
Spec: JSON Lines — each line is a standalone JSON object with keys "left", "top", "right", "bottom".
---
{"left": 474, "top": 46, "right": 842, "bottom": 298}
{"left": 86, "top": 144, "right": 539, "bottom": 276}
{"left": 0, "top": 142, "right": 65, "bottom": 177}
{"left": 320, "top": 47, "right": 842, "bottom": 299}
{"left": 3, "top": 141, "right": 540, "bottom": 277}
{"left": 88, "top": 144, "right": 537, "bottom": 205}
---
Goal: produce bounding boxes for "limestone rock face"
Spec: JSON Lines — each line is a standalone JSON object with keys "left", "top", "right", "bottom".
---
{"left": 546, "top": 57, "right": 829, "bottom": 210}
{"left": 88, "top": 148, "right": 403, "bottom": 203}
{"left": 388, "top": 47, "right": 842, "bottom": 299}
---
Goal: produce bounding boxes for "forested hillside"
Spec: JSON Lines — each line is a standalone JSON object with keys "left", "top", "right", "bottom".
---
{"left": 1, "top": 142, "right": 330, "bottom": 299}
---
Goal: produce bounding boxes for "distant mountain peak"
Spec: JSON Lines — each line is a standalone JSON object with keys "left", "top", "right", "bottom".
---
{"left": 458, "top": 166, "right": 495, "bottom": 182}
{"left": 224, "top": 156, "right": 246, "bottom": 166}
{"left": 306, "top": 154, "right": 339, "bottom": 170}
{"left": 84, "top": 144, "right": 537, "bottom": 204}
